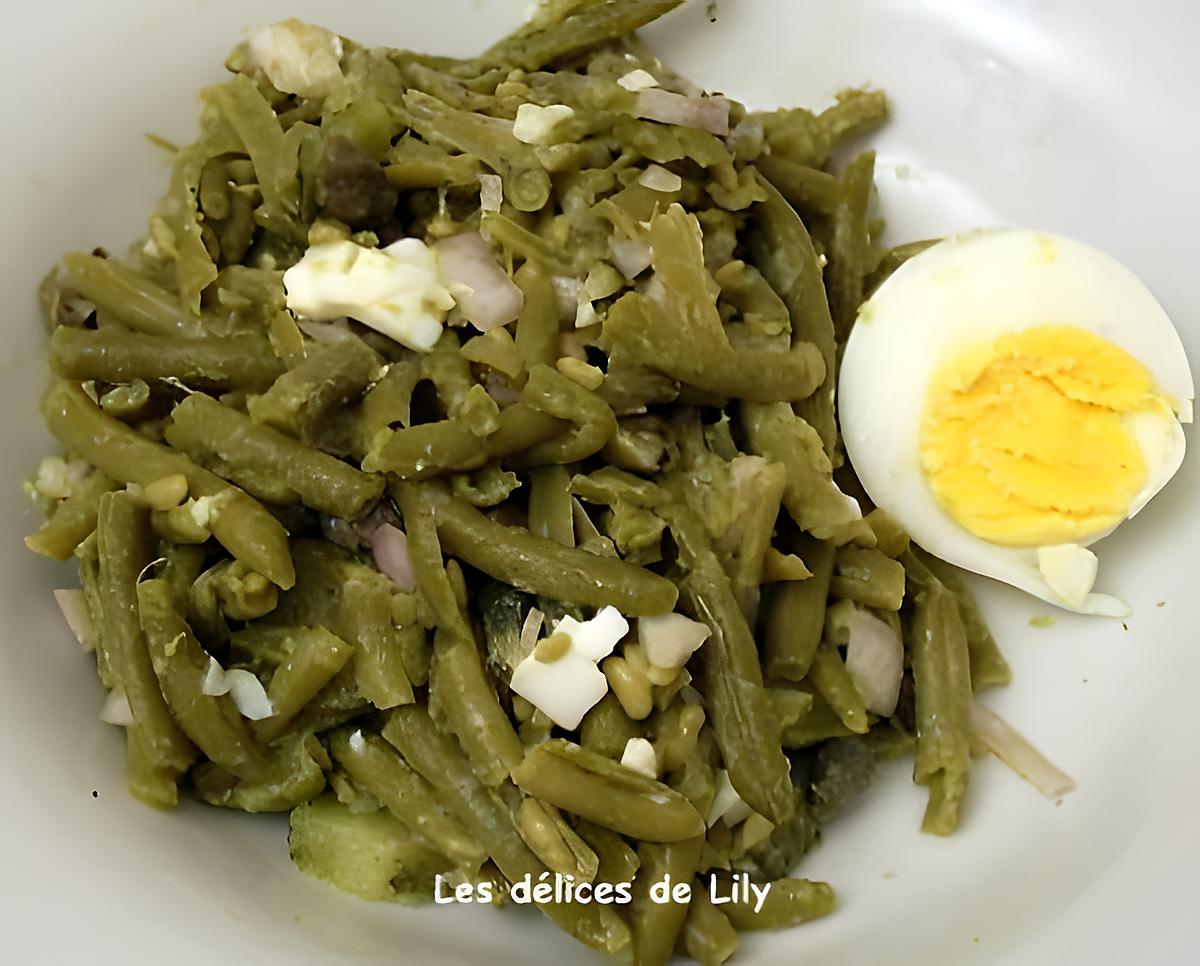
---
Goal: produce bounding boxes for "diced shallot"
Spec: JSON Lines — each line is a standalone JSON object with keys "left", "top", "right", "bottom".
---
{"left": 371, "top": 522, "right": 416, "bottom": 592}
{"left": 435, "top": 231, "right": 524, "bottom": 332}
{"left": 844, "top": 607, "right": 904, "bottom": 716}
{"left": 54, "top": 589, "right": 96, "bottom": 651}
{"left": 970, "top": 703, "right": 1077, "bottom": 799}
{"left": 100, "top": 688, "right": 135, "bottom": 727}
{"left": 635, "top": 88, "right": 731, "bottom": 136}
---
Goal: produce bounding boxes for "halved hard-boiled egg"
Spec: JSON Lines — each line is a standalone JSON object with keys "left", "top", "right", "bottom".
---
{"left": 839, "top": 229, "right": 1194, "bottom": 615}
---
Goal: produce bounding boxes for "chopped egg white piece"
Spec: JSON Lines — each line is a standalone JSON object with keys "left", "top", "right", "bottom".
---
{"left": 638, "top": 613, "right": 711, "bottom": 670}
{"left": 706, "top": 769, "right": 753, "bottom": 828}
{"left": 512, "top": 103, "right": 576, "bottom": 145}
{"left": 100, "top": 688, "right": 134, "bottom": 727}
{"left": 620, "top": 738, "right": 658, "bottom": 780}
{"left": 283, "top": 238, "right": 455, "bottom": 353}
{"left": 246, "top": 20, "right": 344, "bottom": 98}
{"left": 509, "top": 607, "right": 630, "bottom": 729}
{"left": 617, "top": 68, "right": 659, "bottom": 92}
{"left": 202, "top": 656, "right": 230, "bottom": 696}
{"left": 1036, "top": 544, "right": 1099, "bottom": 609}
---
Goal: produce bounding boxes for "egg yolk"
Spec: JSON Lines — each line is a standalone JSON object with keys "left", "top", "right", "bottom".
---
{"left": 921, "top": 324, "right": 1165, "bottom": 546}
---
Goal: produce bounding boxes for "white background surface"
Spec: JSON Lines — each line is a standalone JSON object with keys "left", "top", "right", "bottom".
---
{"left": 1, "top": 1, "right": 1196, "bottom": 963}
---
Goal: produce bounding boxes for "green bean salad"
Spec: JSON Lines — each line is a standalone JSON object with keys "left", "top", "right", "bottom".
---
{"left": 24, "top": 2, "right": 1055, "bottom": 962}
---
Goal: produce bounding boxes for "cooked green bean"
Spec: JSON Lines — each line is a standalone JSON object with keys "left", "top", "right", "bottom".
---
{"left": 661, "top": 501, "right": 793, "bottom": 825}
{"left": 96, "top": 493, "right": 196, "bottom": 776}
{"left": 195, "top": 732, "right": 326, "bottom": 813}
{"left": 575, "top": 819, "right": 640, "bottom": 887}
{"left": 831, "top": 547, "right": 906, "bottom": 611}
{"left": 580, "top": 692, "right": 643, "bottom": 760}
{"left": 137, "top": 578, "right": 267, "bottom": 781}
{"left": 43, "top": 380, "right": 294, "bottom": 588}
{"left": 414, "top": 481, "right": 677, "bottom": 615}
{"left": 50, "top": 327, "right": 283, "bottom": 391}
{"left": 719, "top": 876, "right": 835, "bottom": 931}
{"left": 24, "top": 468, "right": 114, "bottom": 560}
{"left": 904, "top": 557, "right": 973, "bottom": 835}
{"left": 166, "top": 392, "right": 384, "bottom": 518}
{"left": 513, "top": 260, "right": 561, "bottom": 372}
{"left": 518, "top": 364, "right": 617, "bottom": 465}
{"left": 528, "top": 464, "right": 576, "bottom": 546}
{"left": 746, "top": 176, "right": 839, "bottom": 454}
{"left": 248, "top": 336, "right": 381, "bottom": 440}
{"left": 254, "top": 627, "right": 355, "bottom": 743}
{"left": 328, "top": 728, "right": 486, "bottom": 869}
{"left": 383, "top": 707, "right": 631, "bottom": 956}
{"left": 780, "top": 691, "right": 857, "bottom": 748}
{"left": 806, "top": 642, "right": 870, "bottom": 735}
{"left": 60, "top": 252, "right": 202, "bottom": 338}
{"left": 828, "top": 151, "right": 876, "bottom": 340}
{"left": 683, "top": 888, "right": 739, "bottom": 965}
{"left": 763, "top": 535, "right": 834, "bottom": 681}
{"left": 342, "top": 568, "right": 414, "bottom": 710}
{"left": 911, "top": 549, "right": 1011, "bottom": 690}
{"left": 511, "top": 740, "right": 705, "bottom": 842}
{"left": 516, "top": 798, "right": 599, "bottom": 881}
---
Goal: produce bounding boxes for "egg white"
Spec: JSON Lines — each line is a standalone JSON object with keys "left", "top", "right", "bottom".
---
{"left": 839, "top": 228, "right": 1195, "bottom": 615}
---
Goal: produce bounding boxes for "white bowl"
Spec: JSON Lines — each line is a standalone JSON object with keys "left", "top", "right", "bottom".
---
{"left": 2, "top": 1, "right": 1197, "bottom": 963}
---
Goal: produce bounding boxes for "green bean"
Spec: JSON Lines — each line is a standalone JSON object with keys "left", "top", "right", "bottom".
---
{"left": 384, "top": 134, "right": 481, "bottom": 189}
{"left": 342, "top": 568, "right": 414, "bottom": 710}
{"left": 649, "top": 702, "right": 707, "bottom": 775}
{"left": 383, "top": 707, "right": 631, "bottom": 956}
{"left": 248, "top": 337, "right": 381, "bottom": 440}
{"left": 482, "top": 211, "right": 578, "bottom": 276}
{"left": 95, "top": 492, "right": 196, "bottom": 773}
{"left": 629, "top": 836, "right": 705, "bottom": 966}
{"left": 478, "top": 0, "right": 683, "bottom": 71}
{"left": 513, "top": 260, "right": 561, "bottom": 372}
{"left": 806, "top": 642, "right": 870, "bottom": 735}
{"left": 124, "top": 725, "right": 180, "bottom": 809}
{"left": 402, "top": 91, "right": 551, "bottom": 212}
{"left": 717, "top": 456, "right": 786, "bottom": 621}
{"left": 43, "top": 382, "right": 294, "bottom": 587}
{"left": 99, "top": 378, "right": 153, "bottom": 421}
{"left": 528, "top": 464, "right": 576, "bottom": 546}
{"left": 740, "top": 402, "right": 864, "bottom": 540}
{"left": 49, "top": 327, "right": 283, "bottom": 391}
{"left": 421, "top": 330, "right": 476, "bottom": 417}
{"left": 828, "top": 151, "right": 876, "bottom": 340}
{"left": 763, "top": 535, "right": 834, "bottom": 681}
{"left": 362, "top": 401, "right": 567, "bottom": 478}
{"left": 661, "top": 501, "right": 793, "bottom": 825}
{"left": 904, "top": 556, "right": 973, "bottom": 836}
{"left": 570, "top": 466, "right": 664, "bottom": 510}
{"left": 683, "top": 888, "right": 739, "bottom": 965}
{"left": 430, "top": 627, "right": 525, "bottom": 785}
{"left": 24, "top": 468, "right": 114, "bottom": 560}
{"left": 289, "top": 793, "right": 451, "bottom": 902}
{"left": 516, "top": 798, "right": 600, "bottom": 881}
{"left": 746, "top": 176, "right": 838, "bottom": 453}
{"left": 831, "top": 547, "right": 906, "bottom": 611}
{"left": 136, "top": 578, "right": 267, "bottom": 781}
{"left": 60, "top": 253, "right": 203, "bottom": 338}
{"left": 195, "top": 732, "right": 326, "bottom": 813}
{"left": 462, "top": 327, "right": 524, "bottom": 382}
{"left": 253, "top": 627, "right": 355, "bottom": 743}
{"left": 328, "top": 729, "right": 486, "bottom": 869}
{"left": 518, "top": 364, "right": 617, "bottom": 465}
{"left": 782, "top": 691, "right": 859, "bottom": 748}
{"left": 911, "top": 549, "right": 1011, "bottom": 690}
{"left": 415, "top": 481, "right": 677, "bottom": 614}
{"left": 359, "top": 357, "right": 423, "bottom": 438}
{"left": 718, "top": 876, "right": 835, "bottom": 931}
{"left": 575, "top": 819, "right": 640, "bottom": 887}
{"left": 512, "top": 739, "right": 704, "bottom": 842}
{"left": 754, "top": 155, "right": 841, "bottom": 218}
{"left": 580, "top": 692, "right": 643, "bottom": 760}
{"left": 164, "top": 142, "right": 219, "bottom": 316}
{"left": 166, "top": 393, "right": 383, "bottom": 518}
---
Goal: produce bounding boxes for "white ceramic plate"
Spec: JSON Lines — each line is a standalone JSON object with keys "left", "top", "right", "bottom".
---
{"left": 2, "top": 1, "right": 1196, "bottom": 963}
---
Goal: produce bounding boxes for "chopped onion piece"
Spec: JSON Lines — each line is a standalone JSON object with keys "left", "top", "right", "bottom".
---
{"left": 100, "top": 688, "right": 134, "bottom": 727}
{"left": 609, "top": 234, "right": 653, "bottom": 280}
{"left": 54, "top": 589, "right": 96, "bottom": 651}
{"left": 844, "top": 607, "right": 904, "bottom": 716}
{"left": 635, "top": 88, "right": 731, "bottom": 136}
{"left": 226, "top": 669, "right": 275, "bottom": 721}
{"left": 638, "top": 164, "right": 683, "bottom": 193}
{"left": 202, "top": 656, "right": 230, "bottom": 696}
{"left": 970, "top": 703, "right": 1077, "bottom": 799}
{"left": 706, "top": 769, "right": 753, "bottom": 828}
{"left": 435, "top": 231, "right": 524, "bottom": 332}
{"left": 478, "top": 173, "right": 503, "bottom": 212}
{"left": 370, "top": 522, "right": 416, "bottom": 592}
